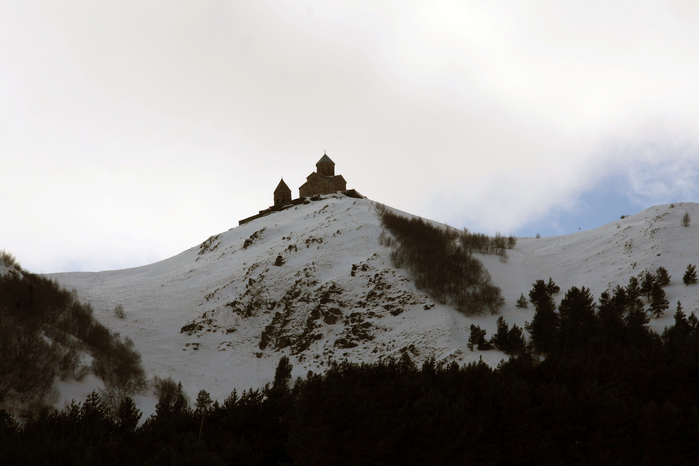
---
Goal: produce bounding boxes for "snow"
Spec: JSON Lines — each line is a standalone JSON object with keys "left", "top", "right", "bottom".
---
{"left": 48, "top": 197, "right": 699, "bottom": 411}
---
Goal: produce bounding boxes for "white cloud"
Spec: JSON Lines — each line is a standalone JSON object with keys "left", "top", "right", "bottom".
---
{"left": 2, "top": 0, "right": 699, "bottom": 271}
{"left": 617, "top": 133, "right": 699, "bottom": 207}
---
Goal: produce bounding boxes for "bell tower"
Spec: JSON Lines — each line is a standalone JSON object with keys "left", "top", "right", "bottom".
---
{"left": 316, "top": 151, "right": 335, "bottom": 177}
{"left": 273, "top": 178, "right": 292, "bottom": 206}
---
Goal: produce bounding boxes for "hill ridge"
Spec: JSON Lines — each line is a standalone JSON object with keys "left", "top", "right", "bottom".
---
{"left": 50, "top": 198, "right": 699, "bottom": 405}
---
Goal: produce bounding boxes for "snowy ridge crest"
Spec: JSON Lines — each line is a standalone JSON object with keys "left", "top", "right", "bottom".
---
{"left": 51, "top": 199, "right": 699, "bottom": 403}
{"left": 52, "top": 195, "right": 470, "bottom": 401}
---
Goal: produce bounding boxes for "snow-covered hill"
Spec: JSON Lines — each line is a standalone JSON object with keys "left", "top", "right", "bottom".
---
{"left": 50, "top": 196, "right": 699, "bottom": 408}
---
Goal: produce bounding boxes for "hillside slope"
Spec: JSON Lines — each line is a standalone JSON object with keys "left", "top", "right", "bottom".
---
{"left": 52, "top": 195, "right": 476, "bottom": 402}
{"left": 51, "top": 197, "right": 699, "bottom": 403}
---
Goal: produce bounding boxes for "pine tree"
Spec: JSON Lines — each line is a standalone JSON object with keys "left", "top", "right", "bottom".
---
{"left": 195, "top": 390, "right": 213, "bottom": 414}
{"left": 683, "top": 264, "right": 698, "bottom": 285}
{"left": 173, "top": 382, "right": 189, "bottom": 413}
{"left": 154, "top": 380, "right": 189, "bottom": 418}
{"left": 491, "top": 316, "right": 510, "bottom": 351}
{"left": 546, "top": 277, "right": 560, "bottom": 295}
{"left": 468, "top": 324, "right": 491, "bottom": 351}
{"left": 506, "top": 324, "right": 527, "bottom": 355}
{"left": 673, "top": 301, "right": 688, "bottom": 331}
{"left": 81, "top": 390, "right": 112, "bottom": 423}
{"left": 640, "top": 271, "right": 656, "bottom": 300}
{"left": 515, "top": 293, "right": 528, "bottom": 309}
{"left": 626, "top": 276, "right": 641, "bottom": 302}
{"left": 655, "top": 267, "right": 671, "bottom": 287}
{"left": 116, "top": 396, "right": 142, "bottom": 436}
{"left": 558, "top": 286, "right": 596, "bottom": 349}
{"left": 612, "top": 284, "right": 627, "bottom": 309}
{"left": 649, "top": 282, "right": 669, "bottom": 318}
{"left": 525, "top": 281, "right": 559, "bottom": 356}
{"left": 689, "top": 312, "right": 699, "bottom": 330}
{"left": 682, "top": 211, "right": 691, "bottom": 227}
{"left": 79, "top": 390, "right": 115, "bottom": 442}
{"left": 272, "top": 356, "right": 293, "bottom": 393}
{"left": 662, "top": 301, "right": 691, "bottom": 353}
{"left": 598, "top": 290, "right": 624, "bottom": 338}
{"left": 529, "top": 279, "right": 555, "bottom": 309}
{"left": 195, "top": 390, "right": 213, "bottom": 445}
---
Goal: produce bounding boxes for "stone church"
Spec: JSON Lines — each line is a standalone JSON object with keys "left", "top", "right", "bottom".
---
{"left": 272, "top": 153, "right": 346, "bottom": 207}
{"left": 298, "top": 153, "right": 347, "bottom": 199}
{"left": 240, "top": 153, "right": 352, "bottom": 225}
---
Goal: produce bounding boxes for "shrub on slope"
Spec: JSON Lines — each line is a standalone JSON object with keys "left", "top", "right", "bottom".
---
{"left": 377, "top": 205, "right": 504, "bottom": 316}
{"left": 0, "top": 255, "right": 146, "bottom": 416}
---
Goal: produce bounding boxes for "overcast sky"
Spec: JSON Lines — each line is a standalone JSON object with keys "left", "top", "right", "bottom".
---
{"left": 2, "top": 1, "right": 699, "bottom": 273}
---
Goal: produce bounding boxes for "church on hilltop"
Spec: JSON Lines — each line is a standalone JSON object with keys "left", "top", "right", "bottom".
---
{"left": 240, "top": 152, "right": 357, "bottom": 225}
{"left": 298, "top": 153, "right": 347, "bottom": 199}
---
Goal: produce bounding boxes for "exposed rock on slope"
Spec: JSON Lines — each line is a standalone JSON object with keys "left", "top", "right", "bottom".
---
{"left": 52, "top": 195, "right": 473, "bottom": 401}
{"left": 51, "top": 198, "right": 699, "bottom": 402}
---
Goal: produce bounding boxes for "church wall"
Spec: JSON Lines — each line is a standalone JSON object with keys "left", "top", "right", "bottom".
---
{"left": 300, "top": 176, "right": 333, "bottom": 198}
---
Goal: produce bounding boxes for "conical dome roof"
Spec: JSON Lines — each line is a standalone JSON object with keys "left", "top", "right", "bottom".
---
{"left": 317, "top": 154, "right": 334, "bottom": 164}
{"left": 274, "top": 178, "right": 291, "bottom": 194}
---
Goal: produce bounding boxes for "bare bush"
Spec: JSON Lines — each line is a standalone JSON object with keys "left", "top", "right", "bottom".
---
{"left": 377, "top": 206, "right": 505, "bottom": 316}
{"left": 0, "top": 315, "right": 59, "bottom": 410}
{"left": 0, "top": 250, "right": 19, "bottom": 269}
{"left": 507, "top": 236, "right": 517, "bottom": 249}
{"left": 152, "top": 376, "right": 189, "bottom": 413}
{"left": 0, "top": 261, "right": 147, "bottom": 416}
{"left": 93, "top": 335, "right": 148, "bottom": 413}
{"left": 113, "top": 304, "right": 126, "bottom": 319}
{"left": 152, "top": 376, "right": 179, "bottom": 400}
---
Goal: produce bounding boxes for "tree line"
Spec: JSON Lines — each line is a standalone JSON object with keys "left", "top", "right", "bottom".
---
{"left": 4, "top": 272, "right": 699, "bottom": 464}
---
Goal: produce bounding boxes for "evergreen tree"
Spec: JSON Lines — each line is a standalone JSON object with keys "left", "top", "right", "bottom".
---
{"left": 672, "top": 301, "right": 688, "bottom": 332}
{"left": 525, "top": 281, "right": 559, "bottom": 356}
{"left": 611, "top": 284, "right": 627, "bottom": 310}
{"left": 529, "top": 279, "right": 555, "bottom": 309}
{"left": 81, "top": 390, "right": 113, "bottom": 427}
{"left": 491, "top": 316, "right": 510, "bottom": 351}
{"left": 173, "top": 382, "right": 189, "bottom": 413}
{"left": 649, "top": 282, "right": 669, "bottom": 318}
{"left": 506, "top": 324, "right": 527, "bottom": 355}
{"left": 515, "top": 293, "right": 528, "bottom": 309}
{"left": 546, "top": 277, "right": 560, "bottom": 295}
{"left": 558, "top": 286, "right": 596, "bottom": 350}
{"left": 682, "top": 211, "right": 691, "bottom": 227}
{"left": 689, "top": 311, "right": 699, "bottom": 330}
{"left": 75, "top": 390, "right": 116, "bottom": 445}
{"left": 195, "top": 390, "right": 213, "bottom": 414}
{"left": 195, "top": 390, "right": 213, "bottom": 445}
{"left": 598, "top": 290, "right": 625, "bottom": 341}
{"left": 655, "top": 267, "right": 671, "bottom": 287}
{"left": 153, "top": 380, "right": 190, "bottom": 419}
{"left": 640, "top": 271, "right": 656, "bottom": 300}
{"left": 623, "top": 304, "right": 651, "bottom": 346}
{"left": 683, "top": 264, "right": 698, "bottom": 285}
{"left": 0, "top": 409, "right": 18, "bottom": 437}
{"left": 115, "top": 396, "right": 141, "bottom": 437}
{"left": 626, "top": 276, "right": 641, "bottom": 303}
{"left": 468, "top": 324, "right": 491, "bottom": 351}
{"left": 488, "top": 317, "right": 527, "bottom": 355}
{"left": 662, "top": 301, "right": 692, "bottom": 354}
{"left": 222, "top": 388, "right": 239, "bottom": 413}
{"left": 272, "top": 356, "right": 293, "bottom": 393}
